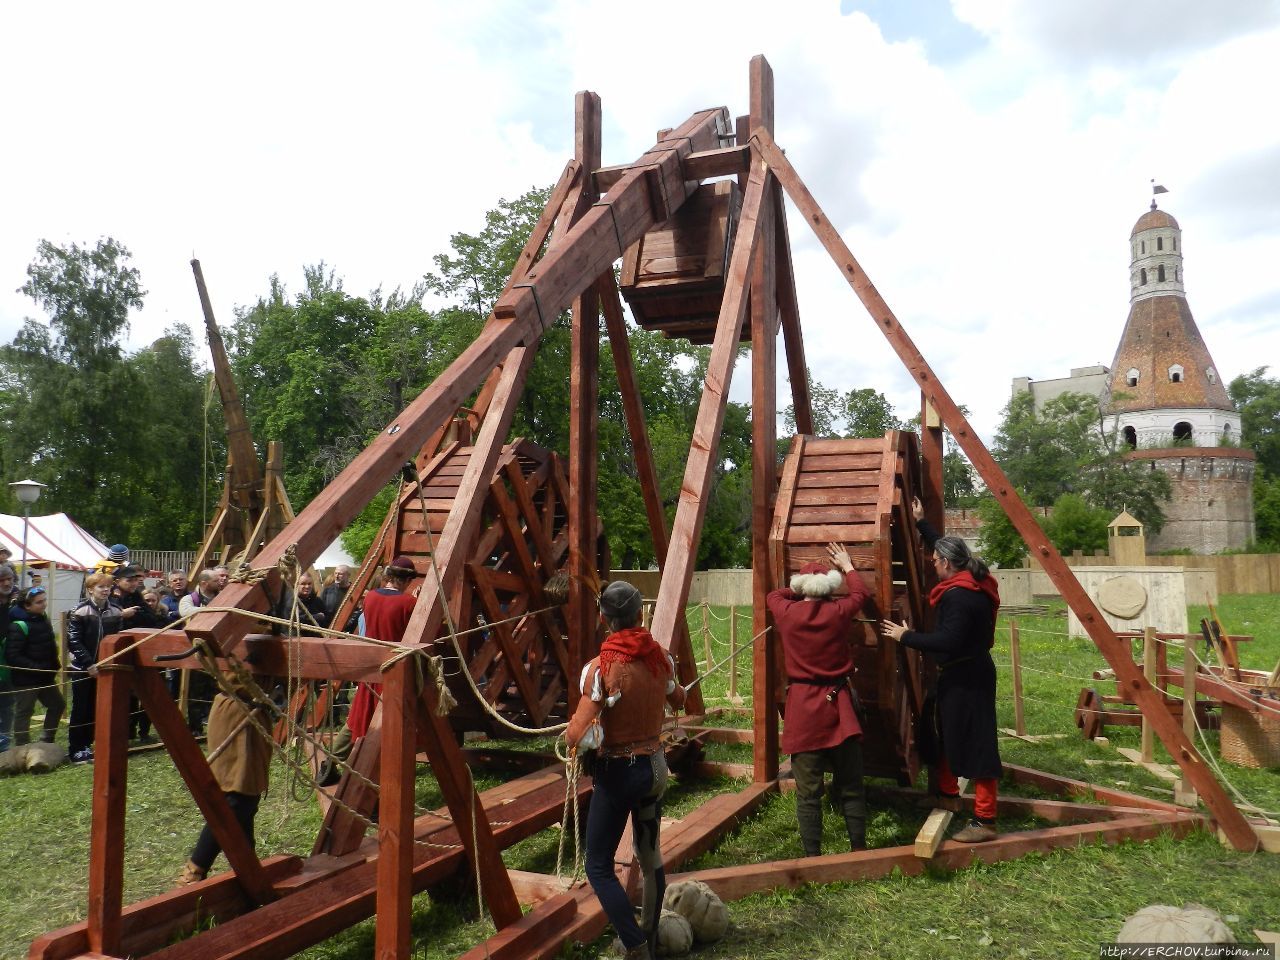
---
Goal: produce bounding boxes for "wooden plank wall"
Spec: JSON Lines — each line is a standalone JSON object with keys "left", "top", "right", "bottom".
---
{"left": 1059, "top": 553, "right": 1280, "bottom": 595}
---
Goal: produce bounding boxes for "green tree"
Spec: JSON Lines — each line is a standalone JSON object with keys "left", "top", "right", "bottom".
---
{"left": 0, "top": 238, "right": 146, "bottom": 537}
{"left": 121, "top": 326, "right": 221, "bottom": 547}
{"left": 1229, "top": 367, "right": 1280, "bottom": 544}
{"left": 975, "top": 494, "right": 1039, "bottom": 568}
{"left": 1044, "top": 492, "right": 1109, "bottom": 556}
{"left": 843, "top": 387, "right": 902, "bottom": 439}
{"left": 992, "top": 390, "right": 1170, "bottom": 531}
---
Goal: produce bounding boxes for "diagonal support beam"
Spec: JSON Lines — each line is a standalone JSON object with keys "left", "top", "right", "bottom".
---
{"left": 649, "top": 155, "right": 769, "bottom": 656}
{"left": 752, "top": 126, "right": 1258, "bottom": 852}
{"left": 188, "top": 106, "right": 730, "bottom": 653}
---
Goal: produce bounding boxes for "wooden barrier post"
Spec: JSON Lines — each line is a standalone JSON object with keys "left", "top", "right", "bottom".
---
{"left": 1010, "top": 620, "right": 1026, "bottom": 737}
{"left": 1174, "top": 638, "right": 1199, "bottom": 806}
{"left": 728, "top": 605, "right": 742, "bottom": 704}
{"left": 1141, "top": 627, "right": 1156, "bottom": 763}
{"left": 702, "top": 602, "right": 714, "bottom": 672}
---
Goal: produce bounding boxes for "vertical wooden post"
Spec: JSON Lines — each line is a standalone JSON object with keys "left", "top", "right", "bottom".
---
{"left": 1010, "top": 620, "right": 1025, "bottom": 737}
{"left": 702, "top": 602, "right": 714, "bottom": 671}
{"left": 920, "top": 396, "right": 945, "bottom": 535}
{"left": 374, "top": 659, "right": 417, "bottom": 960}
{"left": 1141, "top": 627, "right": 1157, "bottom": 762}
{"left": 86, "top": 637, "right": 132, "bottom": 956}
{"left": 1175, "top": 637, "right": 1199, "bottom": 806}
{"left": 566, "top": 90, "right": 603, "bottom": 711}
{"left": 749, "top": 54, "right": 780, "bottom": 782}
{"left": 728, "top": 605, "right": 741, "bottom": 704}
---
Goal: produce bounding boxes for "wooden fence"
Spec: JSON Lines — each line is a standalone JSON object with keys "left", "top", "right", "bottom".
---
{"left": 1060, "top": 552, "right": 1280, "bottom": 596}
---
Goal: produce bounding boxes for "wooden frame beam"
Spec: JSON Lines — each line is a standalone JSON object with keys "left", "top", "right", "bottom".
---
{"left": 751, "top": 126, "right": 1258, "bottom": 852}
{"left": 188, "top": 106, "right": 730, "bottom": 652}
{"left": 649, "top": 154, "right": 769, "bottom": 654}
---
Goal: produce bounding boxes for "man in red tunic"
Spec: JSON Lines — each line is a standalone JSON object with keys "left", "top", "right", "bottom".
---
{"left": 345, "top": 557, "right": 419, "bottom": 741}
{"left": 768, "top": 543, "right": 871, "bottom": 855}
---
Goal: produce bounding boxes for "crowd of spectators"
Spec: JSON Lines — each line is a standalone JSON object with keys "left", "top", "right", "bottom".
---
{"left": 0, "top": 545, "right": 357, "bottom": 763}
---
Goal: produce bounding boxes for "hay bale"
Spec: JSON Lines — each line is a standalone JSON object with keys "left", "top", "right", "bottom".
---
{"left": 663, "top": 879, "right": 729, "bottom": 944}
{"left": 655, "top": 909, "right": 693, "bottom": 957}
{"left": 0, "top": 747, "right": 23, "bottom": 775}
{"left": 24, "top": 741, "right": 68, "bottom": 773}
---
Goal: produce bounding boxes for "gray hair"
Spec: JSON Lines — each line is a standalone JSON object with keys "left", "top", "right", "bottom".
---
{"left": 197, "top": 568, "right": 218, "bottom": 586}
{"left": 0, "top": 563, "right": 14, "bottom": 581}
{"left": 934, "top": 536, "right": 990, "bottom": 580}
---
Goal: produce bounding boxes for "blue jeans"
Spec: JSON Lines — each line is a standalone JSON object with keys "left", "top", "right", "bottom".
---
{"left": 585, "top": 752, "right": 668, "bottom": 953}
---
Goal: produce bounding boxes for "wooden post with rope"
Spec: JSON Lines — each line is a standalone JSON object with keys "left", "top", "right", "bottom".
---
{"left": 1174, "top": 637, "right": 1199, "bottom": 807}
{"left": 1010, "top": 620, "right": 1026, "bottom": 737}
{"left": 1141, "top": 627, "right": 1157, "bottom": 763}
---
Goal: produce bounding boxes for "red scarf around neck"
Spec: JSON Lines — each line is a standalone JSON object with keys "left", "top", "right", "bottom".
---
{"left": 599, "top": 626, "right": 667, "bottom": 677}
{"left": 929, "top": 570, "right": 1001, "bottom": 647}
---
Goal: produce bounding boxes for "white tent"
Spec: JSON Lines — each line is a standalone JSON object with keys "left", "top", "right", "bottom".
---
{"left": 0, "top": 512, "right": 110, "bottom": 571}
{"left": 0, "top": 512, "right": 111, "bottom": 626}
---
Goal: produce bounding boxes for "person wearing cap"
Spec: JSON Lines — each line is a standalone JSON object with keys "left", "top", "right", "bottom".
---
{"left": 317, "top": 557, "right": 419, "bottom": 787}
{"left": 566, "top": 580, "right": 685, "bottom": 960}
{"left": 881, "top": 497, "right": 1002, "bottom": 843}
{"left": 768, "top": 543, "right": 872, "bottom": 856}
{"left": 112, "top": 564, "right": 160, "bottom": 743}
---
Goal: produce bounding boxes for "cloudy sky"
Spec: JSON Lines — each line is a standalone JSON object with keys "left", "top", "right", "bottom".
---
{"left": 2, "top": 0, "right": 1278, "bottom": 444}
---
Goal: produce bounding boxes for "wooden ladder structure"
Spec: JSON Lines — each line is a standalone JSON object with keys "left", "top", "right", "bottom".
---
{"left": 771, "top": 432, "right": 930, "bottom": 784}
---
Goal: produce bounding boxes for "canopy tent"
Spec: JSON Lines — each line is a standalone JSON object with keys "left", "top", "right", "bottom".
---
{"left": 0, "top": 512, "right": 111, "bottom": 571}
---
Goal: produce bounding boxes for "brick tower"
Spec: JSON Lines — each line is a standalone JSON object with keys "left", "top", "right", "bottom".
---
{"left": 1103, "top": 202, "right": 1255, "bottom": 552}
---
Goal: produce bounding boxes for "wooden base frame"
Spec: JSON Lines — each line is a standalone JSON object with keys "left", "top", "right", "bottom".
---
{"left": 41, "top": 54, "right": 1257, "bottom": 960}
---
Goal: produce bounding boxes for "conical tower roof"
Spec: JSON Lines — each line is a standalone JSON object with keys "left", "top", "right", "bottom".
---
{"left": 1105, "top": 205, "right": 1233, "bottom": 414}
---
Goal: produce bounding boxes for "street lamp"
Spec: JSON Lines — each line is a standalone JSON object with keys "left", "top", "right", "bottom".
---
{"left": 9, "top": 479, "right": 47, "bottom": 588}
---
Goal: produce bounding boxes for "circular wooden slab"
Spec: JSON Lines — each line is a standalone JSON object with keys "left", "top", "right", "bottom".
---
{"left": 1097, "top": 576, "right": 1147, "bottom": 619}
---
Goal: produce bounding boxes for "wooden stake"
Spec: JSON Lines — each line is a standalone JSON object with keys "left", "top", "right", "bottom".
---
{"left": 702, "top": 602, "right": 714, "bottom": 671}
{"left": 1141, "top": 627, "right": 1156, "bottom": 763}
{"left": 1010, "top": 620, "right": 1025, "bottom": 737}
{"left": 915, "top": 777, "right": 968, "bottom": 858}
{"left": 1175, "top": 638, "right": 1199, "bottom": 806}
{"left": 728, "top": 605, "right": 741, "bottom": 703}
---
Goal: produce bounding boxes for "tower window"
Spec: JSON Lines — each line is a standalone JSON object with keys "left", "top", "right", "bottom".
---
{"left": 1127, "top": 368, "right": 1140, "bottom": 387}
{"left": 1140, "top": 268, "right": 1148, "bottom": 285}
{"left": 1141, "top": 241, "right": 1146, "bottom": 254}
{"left": 1157, "top": 237, "right": 1163, "bottom": 251}
{"left": 1173, "top": 237, "right": 1177, "bottom": 250}
{"left": 1173, "top": 421, "right": 1193, "bottom": 444}
{"left": 1158, "top": 264, "right": 1166, "bottom": 281}
{"left": 1222, "top": 423, "right": 1232, "bottom": 444}
{"left": 1123, "top": 426, "right": 1137, "bottom": 449}
{"left": 1169, "top": 364, "right": 1183, "bottom": 382}
{"left": 1206, "top": 367, "right": 1217, "bottom": 384}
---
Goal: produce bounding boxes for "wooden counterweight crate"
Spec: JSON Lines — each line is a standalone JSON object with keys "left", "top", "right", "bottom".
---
{"left": 619, "top": 179, "right": 741, "bottom": 344}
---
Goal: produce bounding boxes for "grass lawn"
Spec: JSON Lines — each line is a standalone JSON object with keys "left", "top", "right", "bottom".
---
{"left": 2, "top": 596, "right": 1278, "bottom": 959}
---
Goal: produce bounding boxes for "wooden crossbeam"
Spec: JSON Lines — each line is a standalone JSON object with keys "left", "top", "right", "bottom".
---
{"left": 751, "top": 125, "right": 1258, "bottom": 853}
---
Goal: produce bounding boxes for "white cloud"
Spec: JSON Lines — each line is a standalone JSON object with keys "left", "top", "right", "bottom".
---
{"left": 1, "top": 0, "right": 1276, "bottom": 450}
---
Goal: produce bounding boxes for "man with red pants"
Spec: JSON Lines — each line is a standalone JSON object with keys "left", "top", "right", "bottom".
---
{"left": 768, "top": 543, "right": 872, "bottom": 856}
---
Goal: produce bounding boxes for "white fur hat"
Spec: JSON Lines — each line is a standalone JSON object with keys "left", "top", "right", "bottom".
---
{"left": 789, "top": 568, "right": 844, "bottom": 598}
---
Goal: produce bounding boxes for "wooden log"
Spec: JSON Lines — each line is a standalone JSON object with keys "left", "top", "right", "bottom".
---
{"left": 752, "top": 125, "right": 1259, "bottom": 853}
{"left": 1141, "top": 627, "right": 1156, "bottom": 762}
{"left": 915, "top": 776, "right": 968, "bottom": 858}
{"left": 86, "top": 639, "right": 133, "bottom": 956}
{"left": 774, "top": 178, "right": 811, "bottom": 435}
{"left": 566, "top": 91, "right": 604, "bottom": 713}
{"left": 374, "top": 660, "right": 417, "bottom": 960}
{"left": 672, "top": 812, "right": 1197, "bottom": 903}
